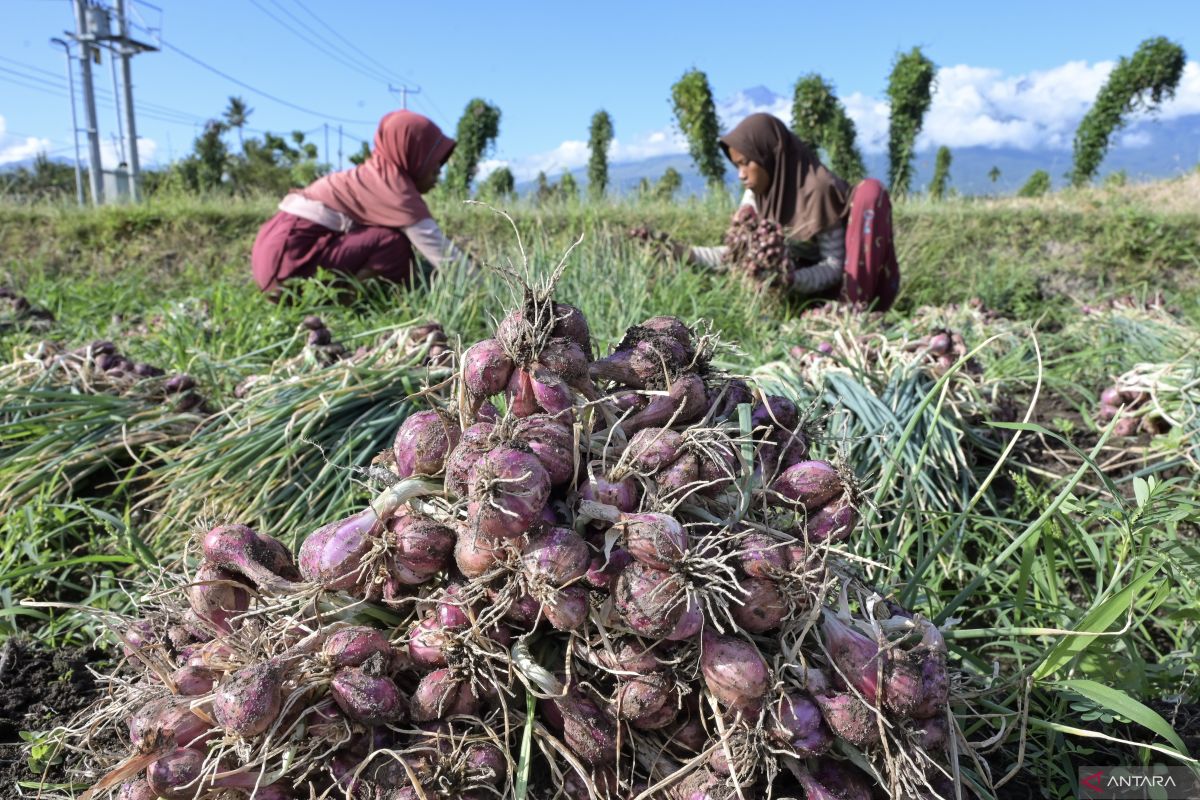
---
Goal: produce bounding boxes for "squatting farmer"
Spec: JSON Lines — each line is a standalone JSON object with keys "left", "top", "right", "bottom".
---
{"left": 251, "top": 110, "right": 474, "bottom": 297}
{"left": 683, "top": 112, "right": 900, "bottom": 311}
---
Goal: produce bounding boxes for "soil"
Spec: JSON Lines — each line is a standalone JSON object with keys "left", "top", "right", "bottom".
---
{"left": 0, "top": 638, "right": 109, "bottom": 796}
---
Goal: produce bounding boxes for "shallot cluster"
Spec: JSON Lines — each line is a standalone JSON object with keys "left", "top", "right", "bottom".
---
{"left": 66, "top": 282, "right": 963, "bottom": 800}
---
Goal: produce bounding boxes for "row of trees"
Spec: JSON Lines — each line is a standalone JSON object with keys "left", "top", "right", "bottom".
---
{"left": 4, "top": 36, "right": 1184, "bottom": 203}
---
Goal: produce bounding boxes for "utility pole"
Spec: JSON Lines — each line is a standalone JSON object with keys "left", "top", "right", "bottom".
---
{"left": 338, "top": 125, "right": 343, "bottom": 170}
{"left": 114, "top": 0, "right": 143, "bottom": 201}
{"left": 72, "top": 0, "right": 104, "bottom": 205}
{"left": 109, "top": 46, "right": 126, "bottom": 166}
{"left": 51, "top": 37, "right": 85, "bottom": 207}
{"left": 389, "top": 84, "right": 420, "bottom": 110}
{"left": 324, "top": 123, "right": 329, "bottom": 169}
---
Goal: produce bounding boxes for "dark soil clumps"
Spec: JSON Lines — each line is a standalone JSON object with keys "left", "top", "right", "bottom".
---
{"left": 0, "top": 638, "right": 108, "bottom": 796}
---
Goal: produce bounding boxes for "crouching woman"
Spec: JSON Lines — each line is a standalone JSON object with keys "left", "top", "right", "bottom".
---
{"left": 251, "top": 110, "right": 473, "bottom": 297}
{"left": 687, "top": 112, "right": 899, "bottom": 311}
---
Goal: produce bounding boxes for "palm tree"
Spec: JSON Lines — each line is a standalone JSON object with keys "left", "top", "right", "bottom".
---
{"left": 223, "top": 96, "right": 253, "bottom": 153}
{"left": 987, "top": 166, "right": 1001, "bottom": 184}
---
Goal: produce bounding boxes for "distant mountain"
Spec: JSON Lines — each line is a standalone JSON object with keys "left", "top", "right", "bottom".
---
{"left": 518, "top": 111, "right": 1200, "bottom": 198}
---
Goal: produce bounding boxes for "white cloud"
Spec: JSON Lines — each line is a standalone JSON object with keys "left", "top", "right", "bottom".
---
{"left": 100, "top": 137, "right": 158, "bottom": 170}
{"left": 0, "top": 115, "right": 53, "bottom": 166}
{"left": 498, "top": 57, "right": 1200, "bottom": 180}
{"left": 915, "top": 61, "right": 1114, "bottom": 151}
{"left": 841, "top": 92, "right": 890, "bottom": 154}
{"left": 1117, "top": 129, "right": 1153, "bottom": 148}
{"left": 1160, "top": 61, "right": 1200, "bottom": 118}
{"left": 476, "top": 158, "right": 508, "bottom": 180}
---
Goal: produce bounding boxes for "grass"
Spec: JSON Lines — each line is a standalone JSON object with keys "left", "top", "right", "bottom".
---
{"left": 1, "top": 183, "right": 1198, "bottom": 798}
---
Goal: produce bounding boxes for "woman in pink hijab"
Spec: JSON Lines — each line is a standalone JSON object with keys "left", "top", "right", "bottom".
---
{"left": 251, "top": 110, "right": 471, "bottom": 295}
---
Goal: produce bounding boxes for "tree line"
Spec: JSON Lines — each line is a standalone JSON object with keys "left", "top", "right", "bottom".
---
{"left": 3, "top": 36, "right": 1185, "bottom": 203}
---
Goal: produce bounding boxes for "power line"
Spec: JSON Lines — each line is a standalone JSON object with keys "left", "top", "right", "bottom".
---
{"left": 249, "top": 0, "right": 403, "bottom": 89}
{"left": 142, "top": 33, "right": 379, "bottom": 125}
{"left": 290, "top": 0, "right": 417, "bottom": 89}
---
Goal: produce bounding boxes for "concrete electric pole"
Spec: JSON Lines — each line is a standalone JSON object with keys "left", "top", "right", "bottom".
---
{"left": 50, "top": 37, "right": 85, "bottom": 207}
{"left": 72, "top": 0, "right": 104, "bottom": 205}
{"left": 68, "top": 0, "right": 158, "bottom": 203}
{"left": 114, "top": 0, "right": 142, "bottom": 201}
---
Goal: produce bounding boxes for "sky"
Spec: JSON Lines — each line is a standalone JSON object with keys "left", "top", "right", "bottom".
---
{"left": 1, "top": 0, "right": 1198, "bottom": 181}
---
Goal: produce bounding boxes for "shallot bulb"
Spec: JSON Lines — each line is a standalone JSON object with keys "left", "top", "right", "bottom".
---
{"left": 408, "top": 615, "right": 450, "bottom": 669}
{"left": 116, "top": 779, "right": 157, "bottom": 800}
{"left": 622, "top": 373, "right": 708, "bottom": 434}
{"left": 614, "top": 561, "right": 688, "bottom": 638}
{"left": 393, "top": 410, "right": 460, "bottom": 477}
{"left": 186, "top": 562, "right": 250, "bottom": 634}
{"left": 129, "top": 697, "right": 213, "bottom": 750}
{"left": 579, "top": 473, "right": 641, "bottom": 513}
{"left": 551, "top": 302, "right": 593, "bottom": 356}
{"left": 793, "top": 760, "right": 874, "bottom": 800}
{"left": 699, "top": 629, "right": 770, "bottom": 711}
{"left": 410, "top": 669, "right": 480, "bottom": 721}
{"left": 657, "top": 451, "right": 699, "bottom": 498}
{"left": 820, "top": 611, "right": 882, "bottom": 703}
{"left": 331, "top": 667, "right": 405, "bottom": 725}
{"left": 467, "top": 447, "right": 551, "bottom": 539}
{"left": 620, "top": 512, "right": 688, "bottom": 569}
{"left": 770, "top": 691, "right": 832, "bottom": 757}
{"left": 146, "top": 748, "right": 284, "bottom": 800}
{"left": 389, "top": 516, "right": 456, "bottom": 577}
{"left": 558, "top": 690, "right": 618, "bottom": 767}
{"left": 211, "top": 659, "right": 285, "bottom": 737}
{"left": 811, "top": 689, "right": 881, "bottom": 748}
{"left": 201, "top": 524, "right": 297, "bottom": 593}
{"left": 542, "top": 584, "right": 592, "bottom": 631}
{"left": 528, "top": 365, "right": 575, "bottom": 415}
{"left": 521, "top": 526, "right": 590, "bottom": 585}
{"left": 738, "top": 532, "right": 789, "bottom": 578}
{"left": 322, "top": 626, "right": 393, "bottom": 669}
{"left": 625, "top": 427, "right": 685, "bottom": 473}
{"left": 730, "top": 577, "right": 787, "bottom": 633}
{"left": 506, "top": 366, "right": 540, "bottom": 417}
{"left": 772, "top": 460, "right": 843, "bottom": 509}
{"left": 445, "top": 422, "right": 495, "bottom": 497}
{"left": 454, "top": 526, "right": 508, "bottom": 579}
{"left": 537, "top": 335, "right": 589, "bottom": 379}
{"left": 298, "top": 507, "right": 381, "bottom": 591}
{"left": 170, "top": 666, "right": 217, "bottom": 696}
{"left": 805, "top": 498, "right": 858, "bottom": 544}
{"left": 615, "top": 671, "right": 673, "bottom": 725}
{"left": 463, "top": 338, "right": 514, "bottom": 398}
{"left": 707, "top": 378, "right": 754, "bottom": 422}
{"left": 512, "top": 415, "right": 576, "bottom": 485}
{"left": 751, "top": 395, "right": 799, "bottom": 434}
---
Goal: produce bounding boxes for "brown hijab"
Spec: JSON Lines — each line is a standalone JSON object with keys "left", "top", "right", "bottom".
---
{"left": 303, "top": 110, "right": 456, "bottom": 228}
{"left": 720, "top": 113, "right": 849, "bottom": 241}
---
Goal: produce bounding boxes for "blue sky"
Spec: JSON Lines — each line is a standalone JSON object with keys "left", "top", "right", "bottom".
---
{"left": 2, "top": 0, "right": 1198, "bottom": 178}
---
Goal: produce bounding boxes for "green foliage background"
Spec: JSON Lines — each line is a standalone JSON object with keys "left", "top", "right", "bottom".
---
{"left": 1070, "top": 36, "right": 1186, "bottom": 186}
{"left": 886, "top": 47, "right": 937, "bottom": 197}
{"left": 587, "top": 110, "right": 615, "bottom": 200}
{"left": 670, "top": 68, "right": 726, "bottom": 190}
{"left": 444, "top": 98, "right": 502, "bottom": 198}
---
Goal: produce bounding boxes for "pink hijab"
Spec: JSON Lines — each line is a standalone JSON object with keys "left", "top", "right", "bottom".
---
{"left": 303, "top": 110, "right": 456, "bottom": 228}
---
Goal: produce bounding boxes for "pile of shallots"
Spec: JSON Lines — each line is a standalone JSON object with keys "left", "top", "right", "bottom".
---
{"left": 18, "top": 338, "right": 207, "bottom": 412}
{"left": 722, "top": 205, "right": 790, "bottom": 289}
{"left": 1095, "top": 382, "right": 1170, "bottom": 438}
{"left": 77, "top": 286, "right": 963, "bottom": 800}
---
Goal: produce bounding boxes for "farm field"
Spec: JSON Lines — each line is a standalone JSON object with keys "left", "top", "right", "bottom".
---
{"left": 1, "top": 174, "right": 1199, "bottom": 799}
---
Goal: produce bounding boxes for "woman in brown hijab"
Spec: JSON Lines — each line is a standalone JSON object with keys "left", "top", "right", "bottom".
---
{"left": 687, "top": 112, "right": 899, "bottom": 311}
{"left": 251, "top": 110, "right": 473, "bottom": 296}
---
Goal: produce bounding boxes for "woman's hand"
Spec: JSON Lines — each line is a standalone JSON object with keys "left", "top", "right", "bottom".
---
{"left": 628, "top": 226, "right": 689, "bottom": 263}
